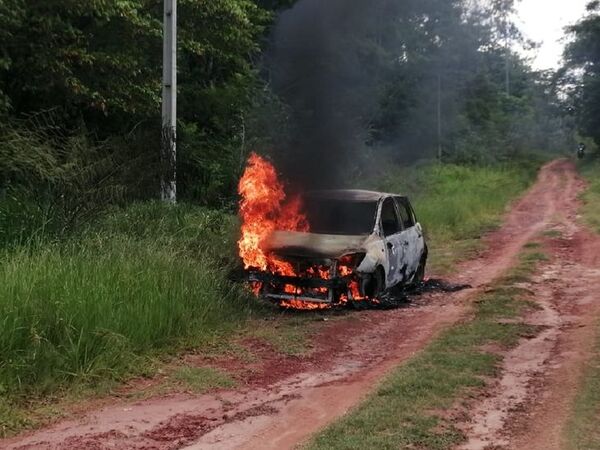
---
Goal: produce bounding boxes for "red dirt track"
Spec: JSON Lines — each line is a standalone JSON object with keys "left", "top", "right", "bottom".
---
{"left": 2, "top": 159, "right": 594, "bottom": 450}
{"left": 459, "top": 160, "right": 600, "bottom": 450}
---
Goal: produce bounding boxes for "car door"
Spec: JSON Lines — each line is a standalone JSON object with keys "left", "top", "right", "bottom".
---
{"left": 395, "top": 197, "right": 425, "bottom": 281}
{"left": 378, "top": 197, "right": 405, "bottom": 287}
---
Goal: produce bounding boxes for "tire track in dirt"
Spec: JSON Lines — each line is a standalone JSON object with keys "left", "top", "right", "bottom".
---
{"left": 510, "top": 250, "right": 600, "bottom": 450}
{"left": 458, "top": 280, "right": 562, "bottom": 450}
{"left": 457, "top": 160, "right": 600, "bottom": 450}
{"left": 1, "top": 159, "right": 578, "bottom": 450}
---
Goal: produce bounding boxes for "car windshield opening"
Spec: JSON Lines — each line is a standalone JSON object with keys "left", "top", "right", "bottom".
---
{"left": 303, "top": 197, "right": 377, "bottom": 235}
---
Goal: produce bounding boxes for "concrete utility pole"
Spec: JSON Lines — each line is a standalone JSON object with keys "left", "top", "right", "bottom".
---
{"left": 161, "top": 0, "right": 177, "bottom": 203}
{"left": 437, "top": 73, "right": 442, "bottom": 163}
{"left": 504, "top": 9, "right": 510, "bottom": 96}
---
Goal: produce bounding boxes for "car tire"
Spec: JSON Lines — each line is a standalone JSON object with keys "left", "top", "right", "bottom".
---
{"left": 362, "top": 266, "right": 386, "bottom": 299}
{"left": 413, "top": 246, "right": 428, "bottom": 285}
{"left": 372, "top": 266, "right": 386, "bottom": 298}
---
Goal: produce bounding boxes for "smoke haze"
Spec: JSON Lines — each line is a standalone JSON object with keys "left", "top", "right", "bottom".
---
{"left": 263, "top": 0, "right": 564, "bottom": 190}
{"left": 266, "top": 0, "right": 379, "bottom": 190}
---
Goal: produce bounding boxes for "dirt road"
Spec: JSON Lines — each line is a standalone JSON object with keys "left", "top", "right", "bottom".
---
{"left": 3, "top": 159, "right": 593, "bottom": 450}
{"left": 459, "top": 161, "right": 600, "bottom": 450}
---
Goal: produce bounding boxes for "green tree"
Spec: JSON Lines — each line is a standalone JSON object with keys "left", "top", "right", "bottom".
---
{"left": 0, "top": 0, "right": 270, "bottom": 204}
{"left": 564, "top": 1, "right": 600, "bottom": 147}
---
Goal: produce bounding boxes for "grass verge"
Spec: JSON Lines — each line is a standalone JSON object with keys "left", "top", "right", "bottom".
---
{"left": 375, "top": 159, "right": 542, "bottom": 273}
{"left": 306, "top": 248, "right": 545, "bottom": 450}
{"left": 579, "top": 158, "right": 600, "bottom": 234}
{"left": 172, "top": 367, "right": 237, "bottom": 393}
{"left": 565, "top": 330, "right": 600, "bottom": 450}
{"left": 0, "top": 205, "right": 253, "bottom": 385}
{"left": 247, "top": 316, "right": 321, "bottom": 356}
{"left": 0, "top": 203, "right": 264, "bottom": 435}
{"left": 564, "top": 158, "right": 600, "bottom": 449}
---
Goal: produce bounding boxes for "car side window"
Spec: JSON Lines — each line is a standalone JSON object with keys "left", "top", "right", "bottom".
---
{"left": 380, "top": 198, "right": 402, "bottom": 237}
{"left": 396, "top": 198, "right": 415, "bottom": 229}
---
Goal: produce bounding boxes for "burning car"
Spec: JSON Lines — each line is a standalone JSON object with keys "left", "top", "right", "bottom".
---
{"left": 252, "top": 190, "right": 427, "bottom": 307}
{"left": 238, "top": 153, "right": 427, "bottom": 309}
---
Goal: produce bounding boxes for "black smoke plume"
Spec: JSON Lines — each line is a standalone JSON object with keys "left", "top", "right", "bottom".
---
{"left": 266, "top": 0, "right": 380, "bottom": 190}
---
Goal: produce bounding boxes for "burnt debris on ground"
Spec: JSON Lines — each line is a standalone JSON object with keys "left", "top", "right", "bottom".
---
{"left": 275, "top": 278, "right": 472, "bottom": 311}
{"left": 410, "top": 278, "right": 473, "bottom": 295}
{"left": 352, "top": 279, "right": 472, "bottom": 310}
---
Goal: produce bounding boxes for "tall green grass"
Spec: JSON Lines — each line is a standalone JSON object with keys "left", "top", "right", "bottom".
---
{"left": 579, "top": 158, "right": 600, "bottom": 234}
{"left": 378, "top": 162, "right": 540, "bottom": 241}
{"left": 375, "top": 160, "right": 542, "bottom": 272}
{"left": 0, "top": 203, "right": 254, "bottom": 398}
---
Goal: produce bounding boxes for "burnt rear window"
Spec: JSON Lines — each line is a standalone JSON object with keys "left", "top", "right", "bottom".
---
{"left": 303, "top": 198, "right": 377, "bottom": 235}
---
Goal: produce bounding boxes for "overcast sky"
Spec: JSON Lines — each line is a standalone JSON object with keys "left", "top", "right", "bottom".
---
{"left": 516, "top": 0, "right": 590, "bottom": 69}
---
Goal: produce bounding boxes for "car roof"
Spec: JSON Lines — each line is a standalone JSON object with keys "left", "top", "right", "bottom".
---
{"left": 306, "top": 189, "right": 406, "bottom": 202}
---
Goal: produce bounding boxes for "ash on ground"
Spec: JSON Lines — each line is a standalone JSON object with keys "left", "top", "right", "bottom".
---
{"left": 348, "top": 279, "right": 472, "bottom": 310}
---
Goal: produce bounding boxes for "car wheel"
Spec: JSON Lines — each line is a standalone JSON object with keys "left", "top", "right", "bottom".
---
{"left": 361, "top": 266, "right": 386, "bottom": 299}
{"left": 371, "top": 266, "right": 386, "bottom": 299}
{"left": 413, "top": 247, "right": 428, "bottom": 284}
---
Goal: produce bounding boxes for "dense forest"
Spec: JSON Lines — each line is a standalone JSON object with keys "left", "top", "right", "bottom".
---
{"left": 1, "top": 0, "right": 592, "bottom": 242}
{"left": 562, "top": 0, "right": 600, "bottom": 150}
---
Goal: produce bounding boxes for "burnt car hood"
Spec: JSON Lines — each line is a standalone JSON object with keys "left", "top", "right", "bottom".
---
{"left": 263, "top": 230, "right": 368, "bottom": 259}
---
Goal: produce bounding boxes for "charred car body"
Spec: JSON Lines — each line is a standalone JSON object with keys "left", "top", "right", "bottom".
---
{"left": 249, "top": 190, "right": 427, "bottom": 306}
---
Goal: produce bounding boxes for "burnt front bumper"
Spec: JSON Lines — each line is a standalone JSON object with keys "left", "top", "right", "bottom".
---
{"left": 247, "top": 270, "right": 349, "bottom": 304}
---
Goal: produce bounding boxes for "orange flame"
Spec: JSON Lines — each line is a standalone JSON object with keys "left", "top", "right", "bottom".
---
{"left": 238, "top": 153, "right": 369, "bottom": 309}
{"left": 238, "top": 153, "right": 307, "bottom": 275}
